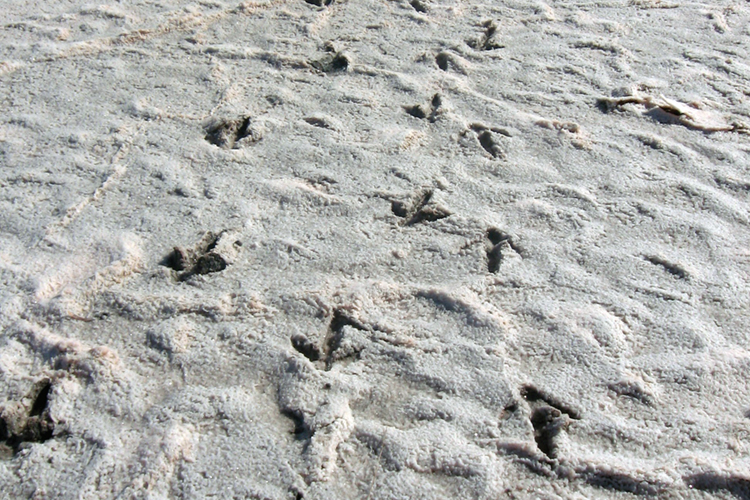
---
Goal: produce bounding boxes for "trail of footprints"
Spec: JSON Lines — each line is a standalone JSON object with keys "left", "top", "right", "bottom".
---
{"left": 285, "top": 313, "right": 668, "bottom": 497}
{"left": 3, "top": 5, "right": 733, "bottom": 497}
{"left": 402, "top": 93, "right": 509, "bottom": 160}
{"left": 160, "top": 202, "right": 516, "bottom": 284}
{"left": 183, "top": 9, "right": 708, "bottom": 494}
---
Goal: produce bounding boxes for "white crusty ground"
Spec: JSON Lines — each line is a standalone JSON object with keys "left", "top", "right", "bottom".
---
{"left": 1, "top": 0, "right": 750, "bottom": 498}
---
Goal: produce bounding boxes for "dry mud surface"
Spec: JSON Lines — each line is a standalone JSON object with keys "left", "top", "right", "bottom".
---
{"left": 2, "top": 1, "right": 750, "bottom": 498}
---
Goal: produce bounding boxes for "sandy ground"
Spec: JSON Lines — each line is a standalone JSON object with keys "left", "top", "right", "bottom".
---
{"left": 2, "top": 0, "right": 750, "bottom": 498}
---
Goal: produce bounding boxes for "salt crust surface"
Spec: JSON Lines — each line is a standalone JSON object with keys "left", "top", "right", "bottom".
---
{"left": 1, "top": 0, "right": 750, "bottom": 498}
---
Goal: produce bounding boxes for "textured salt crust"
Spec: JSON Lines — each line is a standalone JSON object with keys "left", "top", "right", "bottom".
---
{"left": 1, "top": 0, "right": 750, "bottom": 498}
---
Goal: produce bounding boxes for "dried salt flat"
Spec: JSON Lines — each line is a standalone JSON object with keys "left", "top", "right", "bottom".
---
{"left": 1, "top": 0, "right": 750, "bottom": 498}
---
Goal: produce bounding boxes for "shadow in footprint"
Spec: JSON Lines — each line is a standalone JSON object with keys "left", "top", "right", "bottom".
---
{"left": 323, "top": 310, "right": 369, "bottom": 370}
{"left": 607, "top": 381, "right": 655, "bottom": 406}
{"left": 290, "top": 309, "right": 369, "bottom": 371}
{"left": 530, "top": 406, "right": 566, "bottom": 459}
{"left": 404, "top": 94, "right": 442, "bottom": 123}
{"left": 281, "top": 408, "right": 311, "bottom": 441}
{"left": 204, "top": 116, "right": 258, "bottom": 149}
{"left": 162, "top": 231, "right": 240, "bottom": 281}
{"left": 583, "top": 470, "right": 665, "bottom": 496}
{"left": 521, "top": 385, "right": 581, "bottom": 419}
{"left": 470, "top": 123, "right": 509, "bottom": 159}
{"left": 391, "top": 189, "right": 451, "bottom": 226}
{"left": 291, "top": 334, "right": 322, "bottom": 362}
{"left": 521, "top": 385, "right": 580, "bottom": 459}
{"left": 643, "top": 255, "right": 689, "bottom": 280}
{"left": 435, "top": 52, "right": 450, "bottom": 71}
{"left": 310, "top": 45, "right": 350, "bottom": 73}
{"left": 410, "top": 0, "right": 428, "bottom": 12}
{"left": 685, "top": 473, "right": 750, "bottom": 500}
{"left": 486, "top": 228, "right": 514, "bottom": 273}
{"left": 467, "top": 20, "right": 505, "bottom": 51}
{"left": 1, "top": 379, "right": 56, "bottom": 456}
